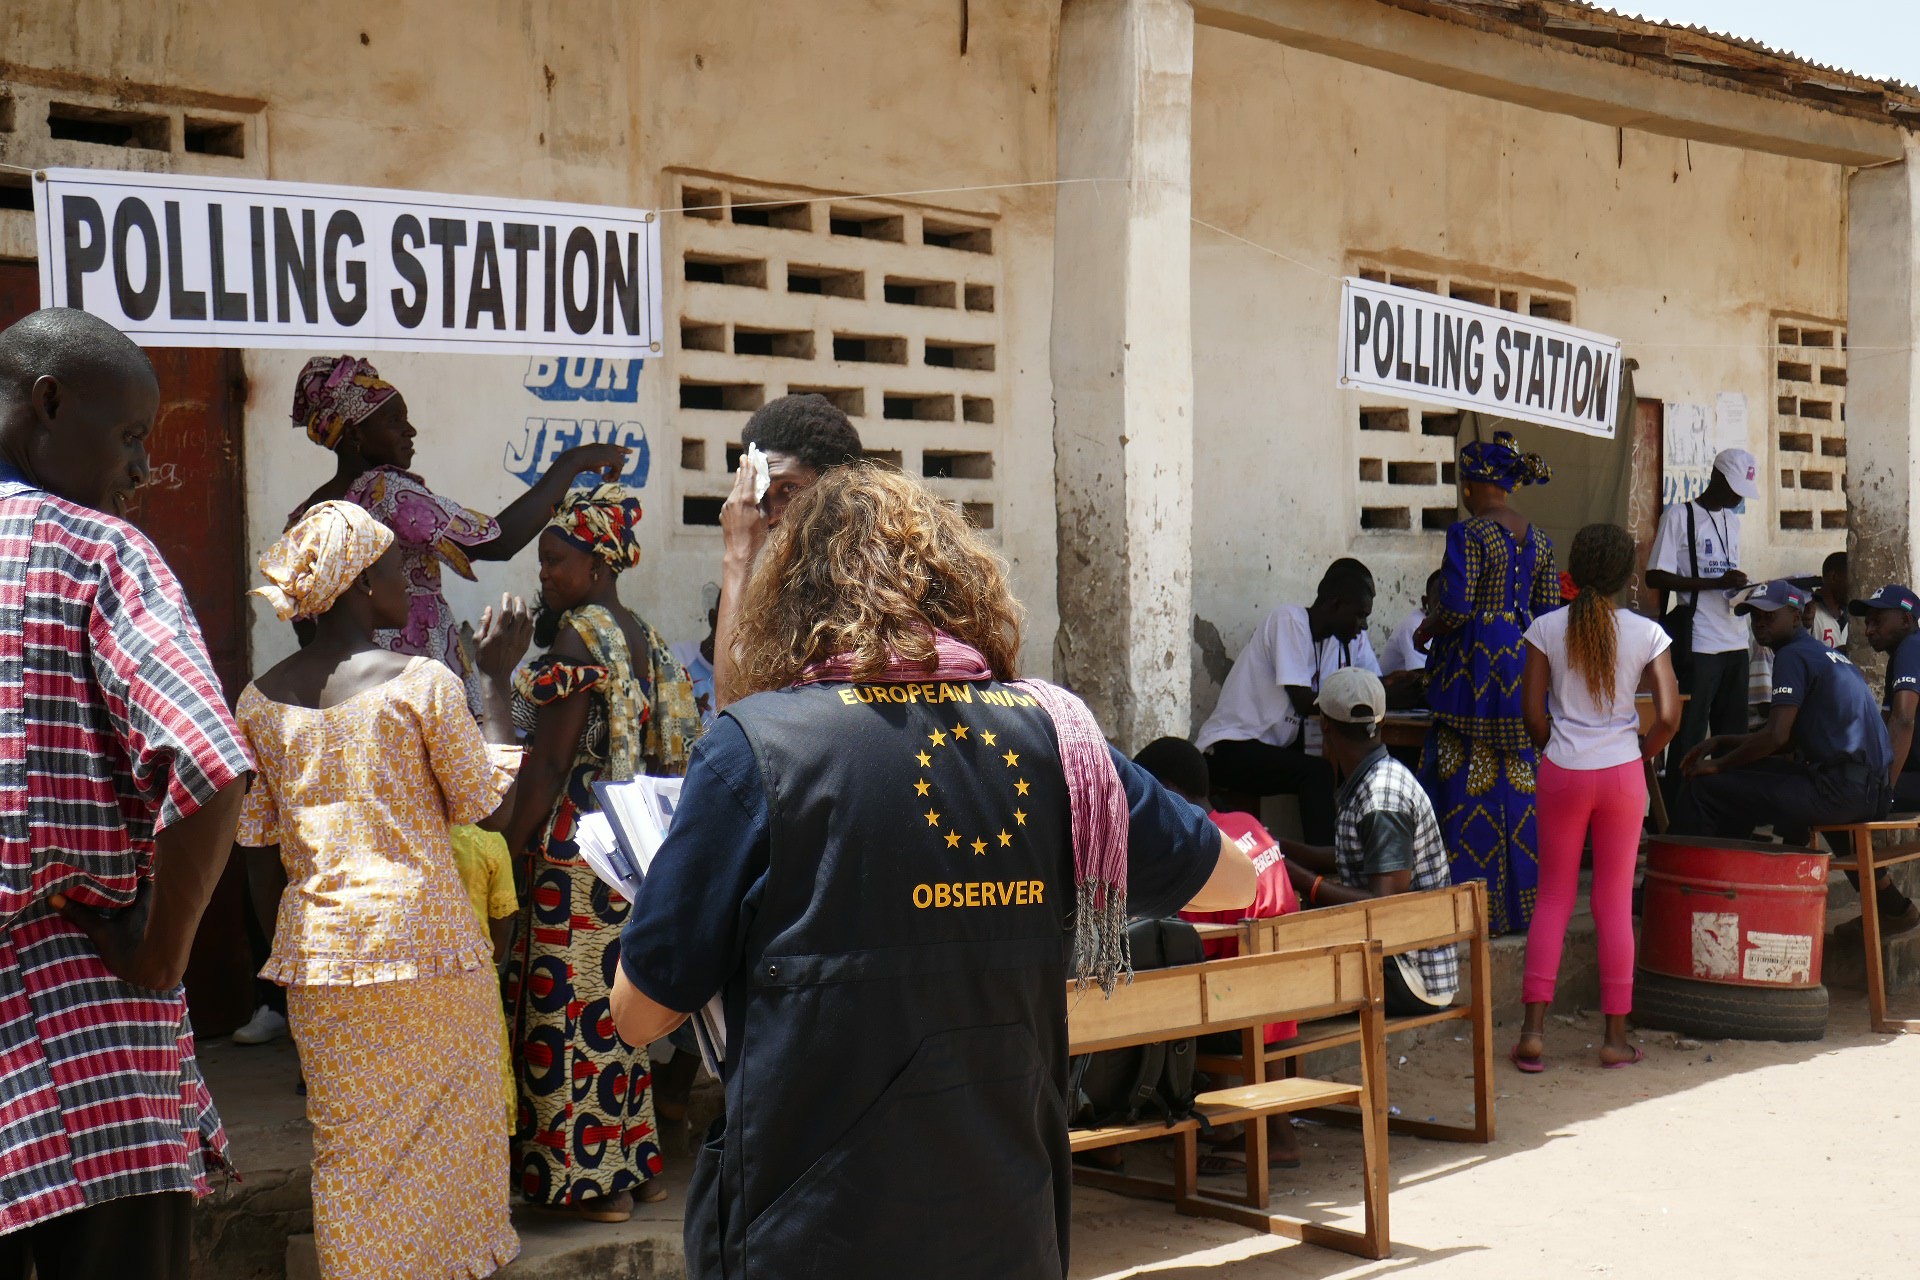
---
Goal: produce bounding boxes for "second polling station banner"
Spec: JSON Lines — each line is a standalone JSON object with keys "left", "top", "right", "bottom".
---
{"left": 1337, "top": 276, "right": 1622, "bottom": 439}
{"left": 33, "top": 168, "right": 662, "bottom": 357}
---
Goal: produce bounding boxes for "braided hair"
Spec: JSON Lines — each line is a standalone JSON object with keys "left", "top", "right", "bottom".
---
{"left": 1564, "top": 523, "right": 1638, "bottom": 710}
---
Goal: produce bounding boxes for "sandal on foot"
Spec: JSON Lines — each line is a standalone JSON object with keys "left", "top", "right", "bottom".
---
{"left": 1509, "top": 1043, "right": 1545, "bottom": 1074}
{"left": 1196, "top": 1152, "right": 1245, "bottom": 1176}
{"left": 638, "top": 1181, "right": 669, "bottom": 1204}
{"left": 533, "top": 1191, "right": 634, "bottom": 1223}
{"left": 1601, "top": 1045, "right": 1645, "bottom": 1070}
{"left": 1883, "top": 901, "right": 1920, "bottom": 937}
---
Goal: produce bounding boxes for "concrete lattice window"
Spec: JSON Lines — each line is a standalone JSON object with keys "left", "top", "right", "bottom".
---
{"left": 0, "top": 81, "right": 264, "bottom": 234}
{"left": 668, "top": 174, "right": 1003, "bottom": 534}
{"left": 1349, "top": 262, "right": 1575, "bottom": 536}
{"left": 1771, "top": 321, "right": 1847, "bottom": 534}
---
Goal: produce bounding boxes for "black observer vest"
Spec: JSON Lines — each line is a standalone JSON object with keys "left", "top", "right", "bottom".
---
{"left": 687, "top": 678, "right": 1075, "bottom": 1280}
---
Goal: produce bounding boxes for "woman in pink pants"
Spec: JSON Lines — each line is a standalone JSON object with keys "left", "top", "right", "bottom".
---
{"left": 1513, "top": 524, "right": 1682, "bottom": 1070}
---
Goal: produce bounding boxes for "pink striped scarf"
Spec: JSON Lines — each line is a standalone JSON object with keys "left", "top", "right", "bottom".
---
{"left": 798, "top": 633, "right": 1132, "bottom": 992}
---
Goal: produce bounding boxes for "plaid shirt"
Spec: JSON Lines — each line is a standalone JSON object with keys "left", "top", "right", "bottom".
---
{"left": 0, "top": 477, "right": 252, "bottom": 1235}
{"left": 1333, "top": 745, "right": 1460, "bottom": 1001}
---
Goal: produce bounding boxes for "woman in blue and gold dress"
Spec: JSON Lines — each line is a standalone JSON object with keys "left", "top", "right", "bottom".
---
{"left": 1415, "top": 433, "right": 1558, "bottom": 934}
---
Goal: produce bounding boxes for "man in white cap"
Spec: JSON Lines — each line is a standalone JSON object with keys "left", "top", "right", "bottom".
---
{"left": 1277, "top": 667, "right": 1457, "bottom": 1017}
{"left": 1646, "top": 446, "right": 1760, "bottom": 794}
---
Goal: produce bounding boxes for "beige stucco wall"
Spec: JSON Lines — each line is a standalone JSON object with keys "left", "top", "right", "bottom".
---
{"left": 1188, "top": 23, "right": 1849, "bottom": 728}
{"left": 3, "top": 0, "right": 1061, "bottom": 676}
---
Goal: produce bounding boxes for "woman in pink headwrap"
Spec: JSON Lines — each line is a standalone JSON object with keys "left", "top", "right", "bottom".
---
{"left": 288, "top": 354, "right": 628, "bottom": 681}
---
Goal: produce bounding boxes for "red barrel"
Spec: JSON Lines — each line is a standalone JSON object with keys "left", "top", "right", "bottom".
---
{"left": 1640, "top": 836, "right": 1831, "bottom": 989}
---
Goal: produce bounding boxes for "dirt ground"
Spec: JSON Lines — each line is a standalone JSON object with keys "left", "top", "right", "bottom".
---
{"left": 1069, "top": 986, "right": 1920, "bottom": 1279}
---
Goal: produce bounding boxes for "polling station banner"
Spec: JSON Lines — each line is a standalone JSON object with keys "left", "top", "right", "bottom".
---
{"left": 33, "top": 168, "right": 662, "bottom": 357}
{"left": 1337, "top": 277, "right": 1623, "bottom": 439}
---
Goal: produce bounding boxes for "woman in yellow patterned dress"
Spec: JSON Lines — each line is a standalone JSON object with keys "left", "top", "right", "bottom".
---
{"left": 503, "top": 484, "right": 699, "bottom": 1221}
{"left": 234, "top": 502, "right": 532, "bottom": 1280}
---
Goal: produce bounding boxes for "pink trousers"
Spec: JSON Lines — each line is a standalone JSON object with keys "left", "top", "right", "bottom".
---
{"left": 1523, "top": 757, "right": 1645, "bottom": 1016}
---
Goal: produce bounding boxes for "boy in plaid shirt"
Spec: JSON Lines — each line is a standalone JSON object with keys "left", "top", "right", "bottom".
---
{"left": 1281, "top": 668, "right": 1459, "bottom": 1014}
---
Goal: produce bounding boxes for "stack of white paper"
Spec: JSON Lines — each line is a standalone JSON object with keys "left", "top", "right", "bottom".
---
{"left": 573, "top": 812, "right": 640, "bottom": 901}
{"left": 581, "top": 775, "right": 727, "bottom": 1077}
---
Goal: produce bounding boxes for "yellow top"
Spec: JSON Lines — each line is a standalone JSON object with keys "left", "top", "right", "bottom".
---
{"left": 449, "top": 824, "right": 518, "bottom": 924}
{"left": 236, "top": 658, "right": 520, "bottom": 986}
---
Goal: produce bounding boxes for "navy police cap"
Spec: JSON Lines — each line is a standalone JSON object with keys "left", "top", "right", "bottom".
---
{"left": 1848, "top": 584, "right": 1920, "bottom": 617}
{"left": 1735, "top": 578, "right": 1812, "bottom": 616}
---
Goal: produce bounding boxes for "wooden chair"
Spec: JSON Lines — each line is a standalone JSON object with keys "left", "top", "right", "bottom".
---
{"left": 1811, "top": 815, "right": 1920, "bottom": 1034}
{"left": 1067, "top": 941, "right": 1391, "bottom": 1260}
{"left": 1202, "top": 881, "right": 1495, "bottom": 1145}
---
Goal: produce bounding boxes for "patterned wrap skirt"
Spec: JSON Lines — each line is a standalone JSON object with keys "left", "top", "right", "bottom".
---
{"left": 1422, "top": 719, "right": 1539, "bottom": 935}
{"left": 506, "top": 859, "right": 662, "bottom": 1204}
{"left": 286, "top": 967, "right": 518, "bottom": 1280}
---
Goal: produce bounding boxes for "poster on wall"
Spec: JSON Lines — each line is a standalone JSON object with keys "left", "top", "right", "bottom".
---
{"left": 1337, "top": 277, "right": 1623, "bottom": 439}
{"left": 1662, "top": 393, "right": 1748, "bottom": 506}
{"left": 32, "top": 168, "right": 662, "bottom": 357}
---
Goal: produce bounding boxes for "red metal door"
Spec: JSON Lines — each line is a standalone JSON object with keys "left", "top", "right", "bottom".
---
{"left": 0, "top": 261, "right": 255, "bottom": 1035}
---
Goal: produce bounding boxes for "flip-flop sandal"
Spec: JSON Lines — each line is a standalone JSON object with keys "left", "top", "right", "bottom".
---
{"left": 1509, "top": 1044, "right": 1546, "bottom": 1074}
{"left": 1602, "top": 1045, "right": 1646, "bottom": 1070}
{"left": 1196, "top": 1152, "right": 1245, "bottom": 1176}
{"left": 531, "top": 1194, "right": 634, "bottom": 1224}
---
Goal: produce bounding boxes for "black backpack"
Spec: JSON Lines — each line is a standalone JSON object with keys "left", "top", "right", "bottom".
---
{"left": 1068, "top": 918, "right": 1204, "bottom": 1128}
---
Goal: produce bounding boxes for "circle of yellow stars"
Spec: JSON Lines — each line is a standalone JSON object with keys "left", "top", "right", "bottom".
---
{"left": 915, "top": 720, "right": 1027, "bottom": 855}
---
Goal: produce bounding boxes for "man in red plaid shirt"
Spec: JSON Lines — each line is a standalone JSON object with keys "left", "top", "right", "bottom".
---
{"left": 0, "top": 310, "right": 252, "bottom": 1280}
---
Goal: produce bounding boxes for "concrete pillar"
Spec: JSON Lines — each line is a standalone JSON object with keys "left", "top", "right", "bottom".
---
{"left": 1050, "top": 0, "right": 1194, "bottom": 751}
{"left": 1847, "top": 138, "right": 1920, "bottom": 632}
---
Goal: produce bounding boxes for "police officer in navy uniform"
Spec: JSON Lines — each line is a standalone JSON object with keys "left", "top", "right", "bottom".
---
{"left": 1846, "top": 582, "right": 1920, "bottom": 935}
{"left": 1671, "top": 578, "right": 1892, "bottom": 859}
{"left": 611, "top": 467, "right": 1254, "bottom": 1279}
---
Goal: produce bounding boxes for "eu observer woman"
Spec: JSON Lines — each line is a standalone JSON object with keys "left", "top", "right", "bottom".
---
{"left": 609, "top": 466, "right": 1253, "bottom": 1279}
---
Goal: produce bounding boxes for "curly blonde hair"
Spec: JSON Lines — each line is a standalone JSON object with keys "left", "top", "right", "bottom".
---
{"left": 728, "top": 465, "right": 1023, "bottom": 699}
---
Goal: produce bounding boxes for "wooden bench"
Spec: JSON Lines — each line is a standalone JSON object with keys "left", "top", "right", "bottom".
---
{"left": 1812, "top": 814, "right": 1920, "bottom": 1034}
{"left": 1200, "top": 881, "right": 1495, "bottom": 1145}
{"left": 1067, "top": 941, "right": 1391, "bottom": 1260}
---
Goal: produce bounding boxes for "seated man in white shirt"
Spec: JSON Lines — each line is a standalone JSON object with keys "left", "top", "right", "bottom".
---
{"left": 1197, "top": 563, "right": 1378, "bottom": 844}
{"left": 1381, "top": 569, "right": 1442, "bottom": 678}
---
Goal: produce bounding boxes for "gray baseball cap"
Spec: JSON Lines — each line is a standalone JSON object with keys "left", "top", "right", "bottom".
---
{"left": 1321, "top": 667, "right": 1387, "bottom": 725}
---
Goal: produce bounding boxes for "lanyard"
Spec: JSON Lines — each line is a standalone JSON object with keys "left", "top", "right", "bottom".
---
{"left": 1698, "top": 504, "right": 1730, "bottom": 567}
{"left": 1310, "top": 637, "right": 1353, "bottom": 692}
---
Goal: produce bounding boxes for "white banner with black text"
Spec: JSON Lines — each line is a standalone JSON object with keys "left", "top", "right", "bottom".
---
{"left": 1337, "top": 277, "right": 1622, "bottom": 439}
{"left": 33, "top": 168, "right": 662, "bottom": 357}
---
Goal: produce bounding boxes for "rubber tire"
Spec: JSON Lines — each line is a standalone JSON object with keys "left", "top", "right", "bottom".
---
{"left": 1629, "top": 968, "right": 1829, "bottom": 1042}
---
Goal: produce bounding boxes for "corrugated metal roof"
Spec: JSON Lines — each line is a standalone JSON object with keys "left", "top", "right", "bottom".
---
{"left": 1376, "top": 0, "right": 1920, "bottom": 125}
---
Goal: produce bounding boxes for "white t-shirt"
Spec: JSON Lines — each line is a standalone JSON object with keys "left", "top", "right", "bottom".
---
{"left": 1810, "top": 599, "right": 1847, "bottom": 652}
{"left": 1647, "top": 500, "right": 1744, "bottom": 655}
{"left": 1198, "top": 605, "right": 1382, "bottom": 753}
{"left": 1301, "top": 629, "right": 1382, "bottom": 757}
{"left": 1523, "top": 606, "right": 1672, "bottom": 770}
{"left": 1380, "top": 608, "right": 1427, "bottom": 676}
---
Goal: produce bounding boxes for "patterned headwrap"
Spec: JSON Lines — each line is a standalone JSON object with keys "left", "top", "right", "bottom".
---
{"left": 253, "top": 500, "right": 395, "bottom": 621}
{"left": 1459, "top": 430, "right": 1552, "bottom": 491}
{"left": 291, "top": 355, "right": 399, "bottom": 449}
{"left": 545, "top": 483, "right": 645, "bottom": 572}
